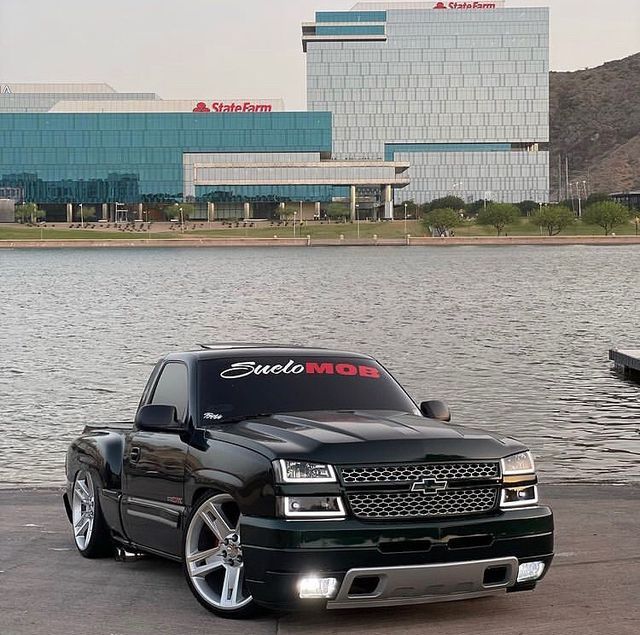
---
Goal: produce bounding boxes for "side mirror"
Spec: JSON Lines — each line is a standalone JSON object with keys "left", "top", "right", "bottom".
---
{"left": 420, "top": 400, "right": 451, "bottom": 422}
{"left": 135, "top": 404, "right": 183, "bottom": 432}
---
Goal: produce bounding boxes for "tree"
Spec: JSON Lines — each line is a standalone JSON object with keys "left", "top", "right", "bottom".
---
{"left": 82, "top": 206, "right": 97, "bottom": 222}
{"left": 465, "top": 199, "right": 490, "bottom": 216}
{"left": 163, "top": 202, "right": 195, "bottom": 222}
{"left": 423, "top": 208, "right": 462, "bottom": 236}
{"left": 326, "top": 202, "right": 349, "bottom": 223}
{"left": 582, "top": 201, "right": 630, "bottom": 235}
{"left": 280, "top": 205, "right": 295, "bottom": 220}
{"left": 476, "top": 203, "right": 519, "bottom": 236}
{"left": 585, "top": 192, "right": 611, "bottom": 206}
{"left": 399, "top": 199, "right": 419, "bottom": 218}
{"left": 425, "top": 196, "right": 465, "bottom": 213}
{"left": 530, "top": 205, "right": 575, "bottom": 236}
{"left": 14, "top": 203, "right": 45, "bottom": 224}
{"left": 517, "top": 200, "right": 539, "bottom": 216}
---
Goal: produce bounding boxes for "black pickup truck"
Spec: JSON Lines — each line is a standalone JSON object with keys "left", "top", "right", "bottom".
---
{"left": 64, "top": 345, "right": 553, "bottom": 618}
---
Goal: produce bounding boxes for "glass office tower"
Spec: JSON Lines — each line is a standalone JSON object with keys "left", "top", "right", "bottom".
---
{"left": 304, "top": 2, "right": 549, "bottom": 204}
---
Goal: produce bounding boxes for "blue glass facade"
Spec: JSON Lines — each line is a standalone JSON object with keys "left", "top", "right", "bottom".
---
{"left": 316, "top": 25, "right": 385, "bottom": 36}
{"left": 0, "top": 112, "right": 332, "bottom": 203}
{"left": 315, "top": 11, "right": 386, "bottom": 23}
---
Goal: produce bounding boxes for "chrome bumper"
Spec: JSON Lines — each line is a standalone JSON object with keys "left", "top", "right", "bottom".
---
{"left": 327, "top": 557, "right": 519, "bottom": 609}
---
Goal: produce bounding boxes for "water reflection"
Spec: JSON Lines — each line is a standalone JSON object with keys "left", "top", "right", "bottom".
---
{"left": 0, "top": 245, "right": 638, "bottom": 487}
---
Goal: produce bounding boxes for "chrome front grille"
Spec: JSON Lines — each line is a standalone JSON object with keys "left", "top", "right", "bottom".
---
{"left": 340, "top": 462, "right": 500, "bottom": 520}
{"left": 348, "top": 488, "right": 498, "bottom": 519}
{"left": 340, "top": 462, "right": 499, "bottom": 484}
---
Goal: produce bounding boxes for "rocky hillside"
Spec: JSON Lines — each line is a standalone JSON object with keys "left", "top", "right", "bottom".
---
{"left": 550, "top": 52, "right": 640, "bottom": 196}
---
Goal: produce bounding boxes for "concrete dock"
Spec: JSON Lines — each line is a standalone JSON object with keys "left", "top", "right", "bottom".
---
{"left": 610, "top": 349, "right": 640, "bottom": 380}
{"left": 1, "top": 485, "right": 638, "bottom": 635}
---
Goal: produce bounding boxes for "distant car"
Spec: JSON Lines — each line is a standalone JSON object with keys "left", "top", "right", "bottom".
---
{"left": 64, "top": 344, "right": 553, "bottom": 618}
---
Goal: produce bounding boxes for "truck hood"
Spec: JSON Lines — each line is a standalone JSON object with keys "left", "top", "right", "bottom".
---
{"left": 207, "top": 410, "right": 527, "bottom": 464}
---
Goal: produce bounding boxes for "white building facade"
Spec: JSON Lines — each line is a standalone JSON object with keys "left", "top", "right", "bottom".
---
{"left": 303, "top": 1, "right": 549, "bottom": 204}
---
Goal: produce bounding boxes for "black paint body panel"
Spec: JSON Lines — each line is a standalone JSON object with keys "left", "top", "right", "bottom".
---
{"left": 63, "top": 345, "right": 554, "bottom": 609}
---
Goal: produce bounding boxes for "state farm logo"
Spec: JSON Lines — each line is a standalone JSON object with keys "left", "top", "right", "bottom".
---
{"left": 434, "top": 1, "right": 497, "bottom": 8}
{"left": 192, "top": 101, "right": 272, "bottom": 113}
{"left": 219, "top": 360, "right": 381, "bottom": 380}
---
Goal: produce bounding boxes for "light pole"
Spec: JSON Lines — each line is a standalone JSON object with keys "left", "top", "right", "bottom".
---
{"left": 483, "top": 191, "right": 491, "bottom": 212}
{"left": 79, "top": 203, "right": 84, "bottom": 229}
{"left": 576, "top": 182, "right": 582, "bottom": 218}
{"left": 179, "top": 207, "right": 184, "bottom": 233}
{"left": 293, "top": 210, "right": 297, "bottom": 238}
{"left": 404, "top": 202, "right": 407, "bottom": 236}
{"left": 356, "top": 203, "right": 360, "bottom": 239}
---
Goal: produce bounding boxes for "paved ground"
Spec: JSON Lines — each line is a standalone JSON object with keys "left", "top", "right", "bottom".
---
{"left": 1, "top": 485, "right": 638, "bottom": 635}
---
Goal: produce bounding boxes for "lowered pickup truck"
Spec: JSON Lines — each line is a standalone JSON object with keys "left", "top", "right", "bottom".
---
{"left": 64, "top": 344, "right": 553, "bottom": 618}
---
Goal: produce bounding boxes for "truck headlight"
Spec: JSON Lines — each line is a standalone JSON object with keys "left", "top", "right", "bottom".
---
{"left": 500, "top": 452, "right": 538, "bottom": 508}
{"left": 274, "top": 460, "right": 337, "bottom": 483}
{"left": 501, "top": 451, "right": 535, "bottom": 476}
{"left": 284, "top": 495, "right": 346, "bottom": 518}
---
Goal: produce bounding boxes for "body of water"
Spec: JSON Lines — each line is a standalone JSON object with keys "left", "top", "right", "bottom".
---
{"left": 1, "top": 245, "right": 639, "bottom": 487}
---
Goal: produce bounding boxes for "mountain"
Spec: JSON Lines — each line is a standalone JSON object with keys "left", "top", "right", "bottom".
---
{"left": 550, "top": 52, "right": 640, "bottom": 197}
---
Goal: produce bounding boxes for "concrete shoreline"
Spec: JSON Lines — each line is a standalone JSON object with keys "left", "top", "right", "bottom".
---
{"left": 2, "top": 235, "right": 640, "bottom": 248}
{"left": 1, "top": 484, "right": 638, "bottom": 635}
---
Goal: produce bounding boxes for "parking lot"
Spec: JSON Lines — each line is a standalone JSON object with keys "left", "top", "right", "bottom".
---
{"left": 1, "top": 485, "right": 638, "bottom": 635}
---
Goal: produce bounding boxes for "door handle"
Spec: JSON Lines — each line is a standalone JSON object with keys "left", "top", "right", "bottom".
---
{"left": 130, "top": 447, "right": 141, "bottom": 463}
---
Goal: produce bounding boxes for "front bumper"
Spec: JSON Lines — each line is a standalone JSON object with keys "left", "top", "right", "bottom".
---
{"left": 240, "top": 505, "right": 554, "bottom": 611}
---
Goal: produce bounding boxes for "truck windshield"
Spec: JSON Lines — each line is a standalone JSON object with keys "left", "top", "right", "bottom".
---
{"left": 198, "top": 356, "right": 420, "bottom": 423}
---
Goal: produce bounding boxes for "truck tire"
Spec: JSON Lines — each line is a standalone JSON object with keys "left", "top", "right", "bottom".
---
{"left": 71, "top": 469, "right": 113, "bottom": 558}
{"left": 183, "top": 492, "right": 258, "bottom": 619}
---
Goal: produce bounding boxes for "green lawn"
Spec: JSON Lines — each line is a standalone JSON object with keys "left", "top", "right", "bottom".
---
{"left": 1, "top": 218, "right": 638, "bottom": 240}
{"left": 0, "top": 227, "right": 176, "bottom": 240}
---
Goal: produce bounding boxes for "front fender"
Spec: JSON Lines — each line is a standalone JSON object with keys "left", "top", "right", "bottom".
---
{"left": 185, "top": 442, "right": 275, "bottom": 517}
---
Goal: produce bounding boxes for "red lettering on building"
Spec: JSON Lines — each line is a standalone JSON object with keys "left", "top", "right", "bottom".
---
{"left": 434, "top": 1, "right": 497, "bottom": 8}
{"left": 193, "top": 101, "right": 273, "bottom": 113}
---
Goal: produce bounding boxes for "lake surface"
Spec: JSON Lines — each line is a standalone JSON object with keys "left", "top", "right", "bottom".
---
{"left": 1, "top": 245, "right": 639, "bottom": 487}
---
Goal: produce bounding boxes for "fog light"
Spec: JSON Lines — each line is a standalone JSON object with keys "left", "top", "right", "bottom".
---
{"left": 500, "top": 485, "right": 538, "bottom": 508}
{"left": 517, "top": 561, "right": 545, "bottom": 582}
{"left": 298, "top": 576, "right": 339, "bottom": 599}
{"left": 283, "top": 496, "right": 345, "bottom": 518}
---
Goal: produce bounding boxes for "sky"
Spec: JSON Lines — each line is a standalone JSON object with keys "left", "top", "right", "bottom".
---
{"left": 0, "top": 0, "right": 638, "bottom": 110}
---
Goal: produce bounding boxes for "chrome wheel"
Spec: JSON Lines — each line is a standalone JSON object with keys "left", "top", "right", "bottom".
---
{"left": 185, "top": 493, "right": 252, "bottom": 611}
{"left": 72, "top": 471, "right": 95, "bottom": 551}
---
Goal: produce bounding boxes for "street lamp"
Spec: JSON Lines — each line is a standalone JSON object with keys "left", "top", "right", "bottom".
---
{"left": 355, "top": 202, "right": 360, "bottom": 239}
{"left": 575, "top": 182, "right": 582, "bottom": 218}
{"left": 79, "top": 203, "right": 84, "bottom": 229}
{"left": 404, "top": 202, "right": 407, "bottom": 236}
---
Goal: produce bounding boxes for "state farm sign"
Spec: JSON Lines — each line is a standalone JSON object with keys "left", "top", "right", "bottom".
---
{"left": 434, "top": 1, "right": 498, "bottom": 8}
{"left": 193, "top": 101, "right": 273, "bottom": 113}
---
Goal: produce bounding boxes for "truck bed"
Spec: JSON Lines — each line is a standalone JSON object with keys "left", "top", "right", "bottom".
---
{"left": 82, "top": 422, "right": 132, "bottom": 433}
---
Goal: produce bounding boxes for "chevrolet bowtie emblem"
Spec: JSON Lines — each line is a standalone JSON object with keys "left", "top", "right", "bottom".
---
{"left": 411, "top": 478, "right": 447, "bottom": 495}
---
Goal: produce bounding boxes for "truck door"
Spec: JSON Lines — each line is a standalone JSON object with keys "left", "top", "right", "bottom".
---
{"left": 122, "top": 361, "right": 189, "bottom": 557}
